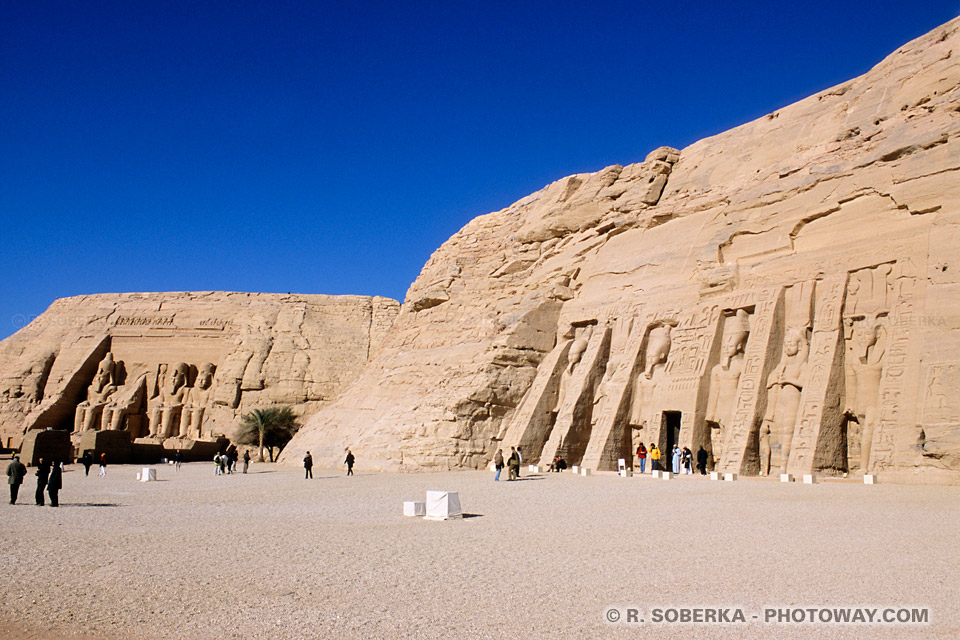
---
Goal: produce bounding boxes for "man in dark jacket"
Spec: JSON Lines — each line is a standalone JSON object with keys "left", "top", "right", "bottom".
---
{"left": 47, "top": 461, "right": 62, "bottom": 507}
{"left": 303, "top": 451, "right": 313, "bottom": 479}
{"left": 35, "top": 457, "right": 50, "bottom": 506}
{"left": 696, "top": 446, "right": 709, "bottom": 475}
{"left": 7, "top": 455, "right": 27, "bottom": 504}
{"left": 344, "top": 450, "right": 355, "bottom": 476}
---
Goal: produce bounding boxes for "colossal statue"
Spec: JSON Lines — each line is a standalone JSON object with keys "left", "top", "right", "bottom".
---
{"left": 706, "top": 310, "right": 750, "bottom": 464}
{"left": 100, "top": 374, "right": 148, "bottom": 434}
{"left": 553, "top": 326, "right": 592, "bottom": 415}
{"left": 73, "top": 353, "right": 117, "bottom": 433}
{"left": 628, "top": 323, "right": 673, "bottom": 431}
{"left": 759, "top": 328, "right": 809, "bottom": 474}
{"left": 148, "top": 362, "right": 190, "bottom": 439}
{"left": 180, "top": 362, "right": 216, "bottom": 439}
{"left": 842, "top": 265, "right": 892, "bottom": 472}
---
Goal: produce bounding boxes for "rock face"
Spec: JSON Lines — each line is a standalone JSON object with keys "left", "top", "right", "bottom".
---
{"left": 282, "top": 18, "right": 960, "bottom": 483}
{"left": 0, "top": 292, "right": 399, "bottom": 450}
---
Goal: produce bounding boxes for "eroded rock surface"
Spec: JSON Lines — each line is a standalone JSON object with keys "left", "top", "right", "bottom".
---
{"left": 283, "top": 19, "right": 960, "bottom": 483}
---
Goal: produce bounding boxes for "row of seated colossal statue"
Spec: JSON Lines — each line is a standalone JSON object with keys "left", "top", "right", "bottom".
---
{"left": 73, "top": 352, "right": 217, "bottom": 441}
{"left": 503, "top": 263, "right": 902, "bottom": 476}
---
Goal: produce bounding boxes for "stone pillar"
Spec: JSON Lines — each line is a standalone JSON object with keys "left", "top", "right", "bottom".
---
{"left": 787, "top": 274, "right": 847, "bottom": 476}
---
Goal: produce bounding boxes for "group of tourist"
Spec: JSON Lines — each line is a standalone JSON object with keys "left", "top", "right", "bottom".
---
{"left": 492, "top": 446, "right": 525, "bottom": 481}
{"left": 636, "top": 443, "right": 709, "bottom": 475}
{"left": 213, "top": 447, "right": 240, "bottom": 475}
{"left": 6, "top": 455, "right": 62, "bottom": 506}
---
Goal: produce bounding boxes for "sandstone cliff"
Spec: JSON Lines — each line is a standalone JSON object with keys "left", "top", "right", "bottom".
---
{"left": 0, "top": 292, "right": 398, "bottom": 449}
{"left": 282, "top": 18, "right": 960, "bottom": 483}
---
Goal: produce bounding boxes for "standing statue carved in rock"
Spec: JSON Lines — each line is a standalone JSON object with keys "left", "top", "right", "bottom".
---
{"left": 180, "top": 362, "right": 216, "bottom": 439}
{"left": 705, "top": 310, "right": 750, "bottom": 466}
{"left": 628, "top": 322, "right": 673, "bottom": 435}
{"left": 73, "top": 353, "right": 118, "bottom": 433}
{"left": 553, "top": 326, "right": 592, "bottom": 415}
{"left": 759, "top": 328, "right": 809, "bottom": 474}
{"left": 844, "top": 314, "right": 887, "bottom": 471}
{"left": 148, "top": 362, "right": 190, "bottom": 439}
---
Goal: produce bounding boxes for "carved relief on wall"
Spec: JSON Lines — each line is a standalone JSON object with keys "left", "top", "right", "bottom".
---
{"left": 842, "top": 264, "right": 893, "bottom": 472}
{"left": 705, "top": 309, "right": 751, "bottom": 464}
{"left": 553, "top": 324, "right": 593, "bottom": 416}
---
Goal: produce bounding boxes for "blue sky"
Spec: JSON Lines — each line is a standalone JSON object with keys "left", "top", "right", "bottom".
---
{"left": 2, "top": 1, "right": 957, "bottom": 340}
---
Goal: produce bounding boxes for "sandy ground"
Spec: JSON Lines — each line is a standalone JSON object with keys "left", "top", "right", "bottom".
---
{"left": 0, "top": 459, "right": 957, "bottom": 640}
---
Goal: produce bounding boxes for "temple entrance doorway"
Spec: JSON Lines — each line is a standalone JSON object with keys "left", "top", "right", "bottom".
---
{"left": 660, "top": 411, "right": 682, "bottom": 460}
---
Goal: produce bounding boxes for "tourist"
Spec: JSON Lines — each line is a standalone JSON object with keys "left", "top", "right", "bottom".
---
{"left": 696, "top": 446, "right": 708, "bottom": 475}
{"left": 226, "top": 445, "right": 238, "bottom": 473}
{"left": 80, "top": 451, "right": 93, "bottom": 476}
{"left": 242, "top": 450, "right": 250, "bottom": 474}
{"left": 47, "top": 460, "right": 62, "bottom": 507}
{"left": 304, "top": 451, "right": 313, "bottom": 479}
{"left": 555, "top": 456, "right": 566, "bottom": 472}
{"left": 174, "top": 450, "right": 183, "bottom": 470}
{"left": 682, "top": 447, "right": 693, "bottom": 474}
{"left": 493, "top": 449, "right": 503, "bottom": 481}
{"left": 637, "top": 443, "right": 647, "bottom": 474}
{"left": 7, "top": 454, "right": 27, "bottom": 504}
{"left": 35, "top": 457, "right": 50, "bottom": 506}
{"left": 649, "top": 444, "right": 661, "bottom": 472}
{"left": 516, "top": 447, "right": 523, "bottom": 478}
{"left": 98, "top": 453, "right": 107, "bottom": 477}
{"left": 213, "top": 453, "right": 222, "bottom": 475}
{"left": 345, "top": 450, "right": 355, "bottom": 476}
{"left": 507, "top": 447, "right": 520, "bottom": 480}
{"left": 671, "top": 445, "right": 681, "bottom": 474}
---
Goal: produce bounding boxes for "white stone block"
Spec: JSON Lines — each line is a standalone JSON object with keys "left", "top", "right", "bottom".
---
{"left": 652, "top": 470, "right": 660, "bottom": 478}
{"left": 571, "top": 465, "right": 579, "bottom": 474}
{"left": 424, "top": 491, "right": 462, "bottom": 520}
{"left": 780, "top": 473, "right": 794, "bottom": 483}
{"left": 617, "top": 458, "right": 627, "bottom": 472}
{"left": 803, "top": 474, "right": 817, "bottom": 484}
{"left": 139, "top": 468, "right": 157, "bottom": 482}
{"left": 709, "top": 471, "right": 721, "bottom": 481}
{"left": 661, "top": 471, "right": 673, "bottom": 480}
{"left": 723, "top": 473, "right": 737, "bottom": 482}
{"left": 864, "top": 474, "right": 878, "bottom": 485}
{"left": 619, "top": 469, "right": 633, "bottom": 477}
{"left": 403, "top": 501, "right": 426, "bottom": 517}
{"left": 580, "top": 468, "right": 591, "bottom": 476}
{"left": 489, "top": 463, "right": 496, "bottom": 472}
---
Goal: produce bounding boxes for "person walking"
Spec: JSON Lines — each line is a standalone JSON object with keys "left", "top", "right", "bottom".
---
{"left": 47, "top": 461, "right": 62, "bottom": 507}
{"left": 507, "top": 447, "right": 520, "bottom": 481}
{"left": 80, "top": 451, "right": 93, "bottom": 476}
{"left": 696, "top": 446, "right": 708, "bottom": 475}
{"left": 493, "top": 449, "right": 504, "bottom": 481}
{"left": 671, "top": 445, "right": 681, "bottom": 475}
{"left": 7, "top": 455, "right": 27, "bottom": 504}
{"left": 242, "top": 450, "right": 250, "bottom": 474}
{"left": 174, "top": 450, "right": 183, "bottom": 471}
{"left": 516, "top": 447, "right": 523, "bottom": 478}
{"left": 637, "top": 444, "right": 647, "bottom": 474}
{"left": 649, "top": 444, "right": 661, "bottom": 472}
{"left": 344, "top": 450, "right": 355, "bottom": 476}
{"left": 98, "top": 453, "right": 107, "bottom": 477}
{"left": 35, "top": 457, "right": 50, "bottom": 506}
{"left": 303, "top": 451, "right": 313, "bottom": 479}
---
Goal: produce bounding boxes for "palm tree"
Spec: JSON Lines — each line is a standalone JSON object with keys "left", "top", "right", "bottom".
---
{"left": 239, "top": 406, "right": 299, "bottom": 462}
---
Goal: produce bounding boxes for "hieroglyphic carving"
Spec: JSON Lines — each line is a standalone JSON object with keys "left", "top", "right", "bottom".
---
{"left": 718, "top": 290, "right": 777, "bottom": 474}
{"left": 787, "top": 274, "right": 846, "bottom": 476}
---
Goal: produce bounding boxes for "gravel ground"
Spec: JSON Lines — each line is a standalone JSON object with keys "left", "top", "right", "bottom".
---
{"left": 0, "top": 459, "right": 957, "bottom": 640}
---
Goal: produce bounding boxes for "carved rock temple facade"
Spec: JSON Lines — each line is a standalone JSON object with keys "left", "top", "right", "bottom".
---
{"left": 282, "top": 19, "right": 960, "bottom": 483}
